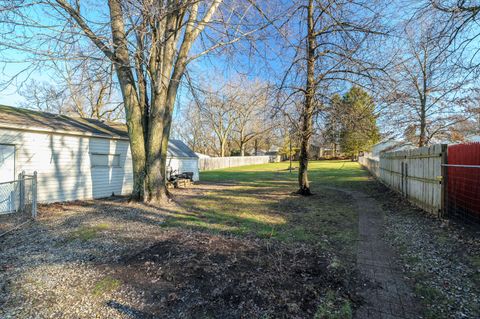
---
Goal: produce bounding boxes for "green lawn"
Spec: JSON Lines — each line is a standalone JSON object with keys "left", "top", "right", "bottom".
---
{"left": 200, "top": 160, "right": 370, "bottom": 188}
{"left": 165, "top": 160, "right": 372, "bottom": 261}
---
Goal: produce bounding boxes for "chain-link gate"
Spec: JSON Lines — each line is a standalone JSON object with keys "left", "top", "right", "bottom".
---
{"left": 0, "top": 171, "right": 37, "bottom": 236}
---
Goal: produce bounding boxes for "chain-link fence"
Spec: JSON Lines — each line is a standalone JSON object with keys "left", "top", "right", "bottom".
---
{"left": 0, "top": 171, "right": 37, "bottom": 236}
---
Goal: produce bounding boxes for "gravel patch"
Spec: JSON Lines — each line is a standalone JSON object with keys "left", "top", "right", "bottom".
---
{"left": 376, "top": 187, "right": 480, "bottom": 319}
{"left": 0, "top": 198, "right": 168, "bottom": 319}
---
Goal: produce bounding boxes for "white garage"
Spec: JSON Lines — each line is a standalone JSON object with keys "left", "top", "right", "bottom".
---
{"left": 0, "top": 104, "right": 198, "bottom": 205}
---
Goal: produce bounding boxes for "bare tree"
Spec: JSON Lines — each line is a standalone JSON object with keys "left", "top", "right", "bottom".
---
{"left": 276, "top": 0, "right": 385, "bottom": 195}
{"left": 175, "top": 104, "right": 214, "bottom": 155}
{"left": 174, "top": 80, "right": 280, "bottom": 157}
{"left": 232, "top": 81, "right": 275, "bottom": 156}
{"left": 430, "top": 1, "right": 480, "bottom": 71}
{"left": 201, "top": 87, "right": 239, "bottom": 157}
{"left": 19, "top": 60, "right": 123, "bottom": 120}
{"left": 385, "top": 15, "right": 469, "bottom": 146}
{"left": 0, "top": 0, "right": 268, "bottom": 202}
{"left": 19, "top": 80, "right": 68, "bottom": 114}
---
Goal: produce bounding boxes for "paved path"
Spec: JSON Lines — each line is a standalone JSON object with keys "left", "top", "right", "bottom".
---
{"left": 346, "top": 190, "right": 421, "bottom": 319}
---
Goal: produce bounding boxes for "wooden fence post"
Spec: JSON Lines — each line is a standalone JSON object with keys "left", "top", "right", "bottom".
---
{"left": 18, "top": 171, "right": 25, "bottom": 212}
{"left": 401, "top": 162, "right": 404, "bottom": 196}
{"left": 440, "top": 144, "right": 448, "bottom": 218}
{"left": 405, "top": 163, "right": 408, "bottom": 200}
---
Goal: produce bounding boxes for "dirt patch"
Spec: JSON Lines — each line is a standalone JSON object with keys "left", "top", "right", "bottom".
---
{"left": 0, "top": 212, "right": 32, "bottom": 236}
{"left": 110, "top": 230, "right": 354, "bottom": 318}
{"left": 0, "top": 182, "right": 362, "bottom": 318}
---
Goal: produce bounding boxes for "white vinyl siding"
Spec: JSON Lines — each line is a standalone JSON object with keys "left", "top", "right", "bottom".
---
{"left": 0, "top": 128, "right": 199, "bottom": 204}
{"left": 0, "top": 144, "right": 15, "bottom": 183}
{"left": 0, "top": 128, "right": 133, "bottom": 203}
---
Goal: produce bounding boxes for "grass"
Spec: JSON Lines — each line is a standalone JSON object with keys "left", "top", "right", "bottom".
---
{"left": 91, "top": 276, "right": 121, "bottom": 297}
{"left": 164, "top": 160, "right": 371, "bottom": 259}
{"left": 314, "top": 289, "right": 353, "bottom": 319}
{"left": 161, "top": 160, "right": 369, "bottom": 316}
{"left": 68, "top": 223, "right": 111, "bottom": 241}
{"left": 200, "top": 160, "right": 370, "bottom": 189}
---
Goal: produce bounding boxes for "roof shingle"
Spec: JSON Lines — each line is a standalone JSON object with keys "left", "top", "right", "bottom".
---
{"left": 0, "top": 105, "right": 197, "bottom": 158}
{"left": 0, "top": 104, "right": 128, "bottom": 138}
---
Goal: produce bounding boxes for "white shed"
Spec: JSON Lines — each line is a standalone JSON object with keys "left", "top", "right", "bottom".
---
{"left": 166, "top": 139, "right": 199, "bottom": 181}
{"left": 0, "top": 105, "right": 198, "bottom": 205}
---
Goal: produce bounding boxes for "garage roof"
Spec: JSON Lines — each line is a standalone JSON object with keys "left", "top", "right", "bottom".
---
{"left": 0, "top": 104, "right": 128, "bottom": 139}
{"left": 0, "top": 105, "right": 198, "bottom": 158}
{"left": 168, "top": 139, "right": 198, "bottom": 158}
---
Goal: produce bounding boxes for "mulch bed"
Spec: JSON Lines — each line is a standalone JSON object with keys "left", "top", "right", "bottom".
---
{"left": 109, "top": 230, "right": 354, "bottom": 318}
{"left": 0, "top": 192, "right": 362, "bottom": 318}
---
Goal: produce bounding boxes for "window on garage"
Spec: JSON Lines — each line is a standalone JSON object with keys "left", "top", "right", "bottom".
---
{"left": 91, "top": 153, "right": 120, "bottom": 167}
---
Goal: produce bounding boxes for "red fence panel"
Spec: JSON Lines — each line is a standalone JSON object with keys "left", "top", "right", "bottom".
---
{"left": 447, "top": 142, "right": 480, "bottom": 223}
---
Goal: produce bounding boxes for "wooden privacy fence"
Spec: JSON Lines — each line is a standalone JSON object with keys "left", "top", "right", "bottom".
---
{"left": 199, "top": 155, "right": 281, "bottom": 171}
{"left": 359, "top": 144, "right": 447, "bottom": 216}
{"left": 358, "top": 156, "right": 380, "bottom": 177}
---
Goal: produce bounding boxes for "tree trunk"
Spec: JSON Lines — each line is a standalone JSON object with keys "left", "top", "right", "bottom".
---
{"left": 297, "top": 0, "right": 315, "bottom": 196}
{"left": 109, "top": 0, "right": 146, "bottom": 200}
{"left": 144, "top": 116, "right": 169, "bottom": 203}
{"left": 220, "top": 139, "right": 226, "bottom": 157}
{"left": 239, "top": 129, "right": 245, "bottom": 156}
{"left": 419, "top": 99, "right": 427, "bottom": 147}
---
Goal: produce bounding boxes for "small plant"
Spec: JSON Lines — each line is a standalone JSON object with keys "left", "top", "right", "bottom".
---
{"left": 314, "top": 290, "right": 352, "bottom": 319}
{"left": 68, "top": 223, "right": 111, "bottom": 241}
{"left": 92, "top": 276, "right": 121, "bottom": 297}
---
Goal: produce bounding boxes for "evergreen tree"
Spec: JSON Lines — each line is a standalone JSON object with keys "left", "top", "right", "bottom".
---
{"left": 340, "top": 87, "right": 380, "bottom": 160}
{"left": 324, "top": 87, "right": 380, "bottom": 160}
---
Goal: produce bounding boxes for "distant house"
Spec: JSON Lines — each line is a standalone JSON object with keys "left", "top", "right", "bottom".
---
{"left": 0, "top": 105, "right": 198, "bottom": 206}
{"left": 247, "top": 149, "right": 267, "bottom": 156}
{"left": 265, "top": 146, "right": 280, "bottom": 156}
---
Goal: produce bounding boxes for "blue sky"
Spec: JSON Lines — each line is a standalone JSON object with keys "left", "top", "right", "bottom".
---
{"left": 0, "top": 0, "right": 477, "bottom": 142}
{"left": 0, "top": 0, "right": 300, "bottom": 108}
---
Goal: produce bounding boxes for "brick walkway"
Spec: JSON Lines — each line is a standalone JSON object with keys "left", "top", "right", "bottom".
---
{"left": 349, "top": 190, "right": 421, "bottom": 319}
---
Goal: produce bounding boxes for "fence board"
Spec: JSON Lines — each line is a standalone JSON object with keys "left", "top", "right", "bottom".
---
{"left": 359, "top": 144, "right": 447, "bottom": 215}
{"left": 199, "top": 155, "right": 281, "bottom": 171}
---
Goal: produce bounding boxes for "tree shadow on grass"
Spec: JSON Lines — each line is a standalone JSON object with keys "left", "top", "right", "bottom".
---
{"left": 0, "top": 160, "right": 371, "bottom": 318}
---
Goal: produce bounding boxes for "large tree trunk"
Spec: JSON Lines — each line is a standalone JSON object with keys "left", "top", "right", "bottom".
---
{"left": 144, "top": 99, "right": 169, "bottom": 203}
{"left": 109, "top": 0, "right": 146, "bottom": 200}
{"left": 239, "top": 129, "right": 245, "bottom": 156}
{"left": 55, "top": 0, "right": 222, "bottom": 204}
{"left": 297, "top": 0, "right": 315, "bottom": 196}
